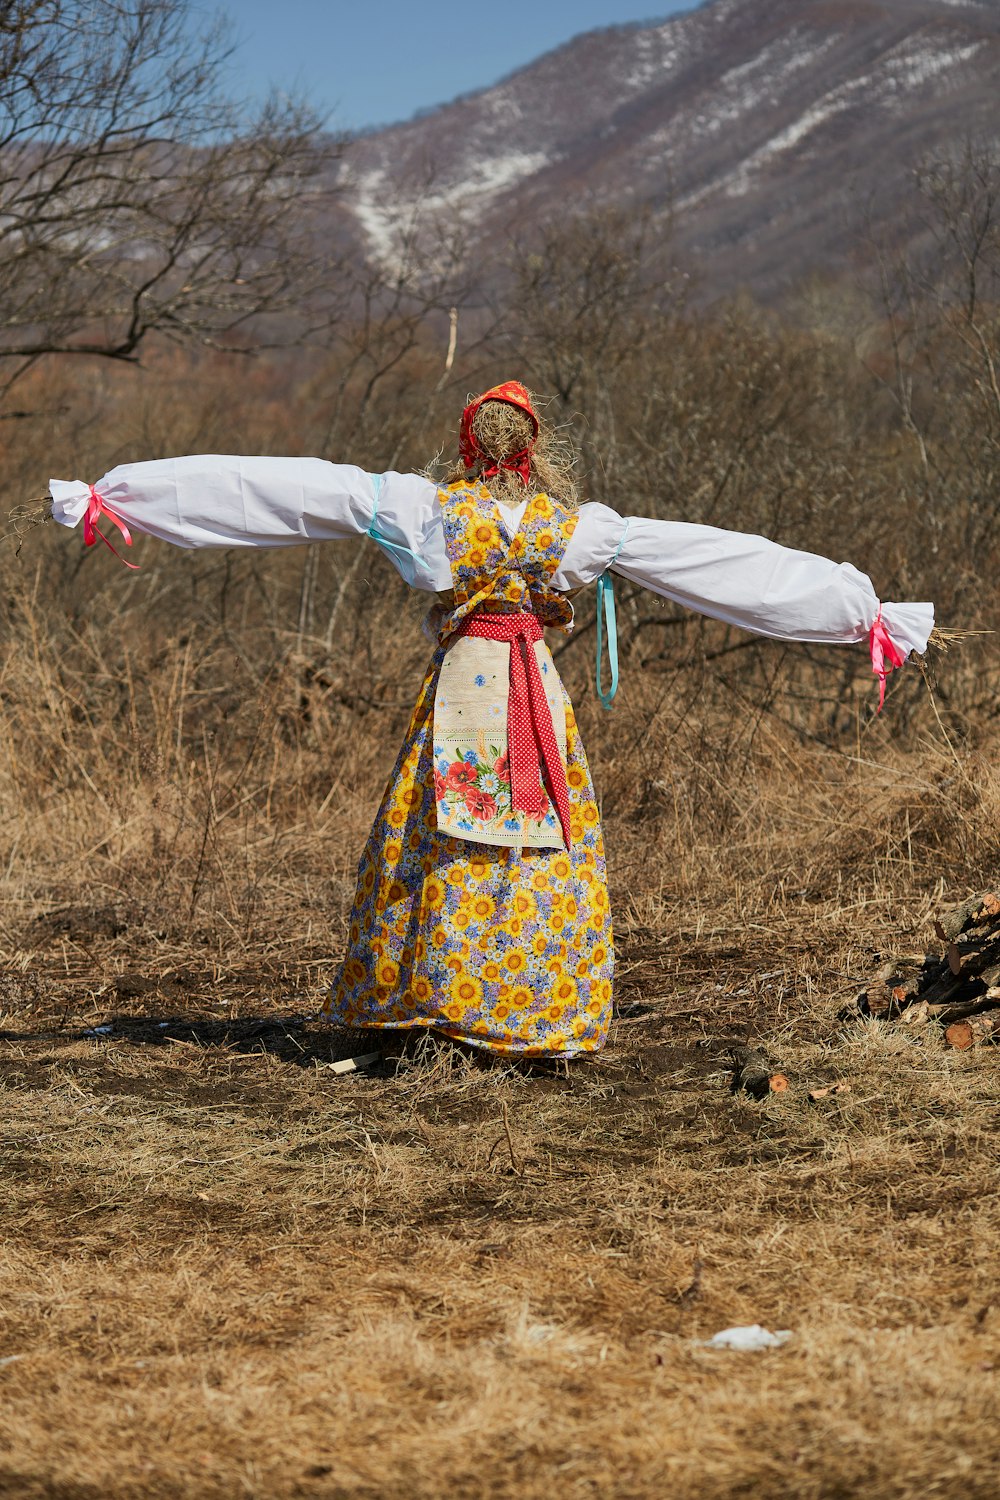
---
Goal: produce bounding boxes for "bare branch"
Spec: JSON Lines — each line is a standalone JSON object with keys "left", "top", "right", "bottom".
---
{"left": 0, "top": 0, "right": 346, "bottom": 403}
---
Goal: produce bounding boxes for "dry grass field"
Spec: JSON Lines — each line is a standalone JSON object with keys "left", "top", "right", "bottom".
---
{"left": 1, "top": 47, "right": 999, "bottom": 1497}
{"left": 1, "top": 589, "right": 998, "bottom": 1497}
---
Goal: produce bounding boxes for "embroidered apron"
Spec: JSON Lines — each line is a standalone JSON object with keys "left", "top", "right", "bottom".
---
{"left": 432, "top": 482, "right": 577, "bottom": 849}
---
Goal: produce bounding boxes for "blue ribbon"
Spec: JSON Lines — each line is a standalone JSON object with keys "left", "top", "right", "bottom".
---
{"left": 595, "top": 519, "right": 630, "bottom": 711}
{"left": 366, "top": 472, "right": 425, "bottom": 575}
{"left": 595, "top": 573, "right": 619, "bottom": 710}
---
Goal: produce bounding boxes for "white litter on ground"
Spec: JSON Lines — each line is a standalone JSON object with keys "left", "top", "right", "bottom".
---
{"left": 702, "top": 1324, "right": 792, "bottom": 1350}
{"left": 326, "top": 1053, "right": 382, "bottom": 1075}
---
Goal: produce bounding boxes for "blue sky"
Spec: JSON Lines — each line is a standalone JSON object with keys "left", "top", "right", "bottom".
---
{"left": 212, "top": 1, "right": 698, "bottom": 133}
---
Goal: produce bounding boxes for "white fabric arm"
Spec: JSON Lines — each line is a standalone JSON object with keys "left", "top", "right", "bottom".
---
{"left": 49, "top": 459, "right": 446, "bottom": 591}
{"left": 558, "top": 502, "right": 933, "bottom": 659}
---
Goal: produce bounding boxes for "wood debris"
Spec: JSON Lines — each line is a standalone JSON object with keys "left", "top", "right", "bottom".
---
{"left": 848, "top": 891, "right": 1000, "bottom": 1048}
{"left": 807, "top": 1081, "right": 853, "bottom": 1102}
{"left": 730, "top": 1046, "right": 789, "bottom": 1099}
{"left": 944, "top": 1013, "right": 1000, "bottom": 1052}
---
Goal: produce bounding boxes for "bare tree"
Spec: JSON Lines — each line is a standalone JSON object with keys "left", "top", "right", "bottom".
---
{"left": 917, "top": 144, "right": 1000, "bottom": 442}
{"left": 862, "top": 141, "right": 1000, "bottom": 587}
{"left": 495, "top": 203, "right": 681, "bottom": 411}
{"left": 0, "top": 0, "right": 342, "bottom": 404}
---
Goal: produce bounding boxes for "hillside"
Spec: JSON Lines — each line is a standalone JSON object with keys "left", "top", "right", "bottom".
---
{"left": 339, "top": 0, "right": 1000, "bottom": 299}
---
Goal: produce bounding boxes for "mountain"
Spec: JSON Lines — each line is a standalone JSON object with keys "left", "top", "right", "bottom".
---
{"left": 337, "top": 0, "right": 1000, "bottom": 301}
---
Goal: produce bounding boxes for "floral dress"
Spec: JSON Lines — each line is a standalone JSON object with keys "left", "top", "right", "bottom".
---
{"left": 321, "top": 481, "right": 614, "bottom": 1056}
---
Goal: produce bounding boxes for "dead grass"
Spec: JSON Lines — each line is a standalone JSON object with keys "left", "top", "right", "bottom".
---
{"left": 3, "top": 452, "right": 999, "bottom": 1496}
{"left": 1, "top": 617, "right": 998, "bottom": 1496}
{"left": 0, "top": 967, "right": 996, "bottom": 1499}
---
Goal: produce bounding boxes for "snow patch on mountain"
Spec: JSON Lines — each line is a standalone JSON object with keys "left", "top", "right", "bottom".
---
{"left": 351, "top": 149, "right": 553, "bottom": 260}
{"left": 712, "top": 31, "right": 986, "bottom": 199}
{"left": 695, "top": 32, "right": 839, "bottom": 134}
{"left": 479, "top": 88, "right": 527, "bottom": 128}
{"left": 878, "top": 35, "right": 984, "bottom": 97}
{"left": 621, "top": 40, "right": 683, "bottom": 92}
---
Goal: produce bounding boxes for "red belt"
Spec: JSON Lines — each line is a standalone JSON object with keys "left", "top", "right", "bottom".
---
{"left": 457, "top": 612, "right": 571, "bottom": 848}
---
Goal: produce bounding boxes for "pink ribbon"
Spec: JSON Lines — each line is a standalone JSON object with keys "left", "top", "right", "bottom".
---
{"left": 83, "top": 486, "right": 138, "bottom": 569}
{"left": 870, "top": 608, "right": 905, "bottom": 712}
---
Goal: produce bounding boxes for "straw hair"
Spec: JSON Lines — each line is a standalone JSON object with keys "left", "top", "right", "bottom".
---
{"left": 1, "top": 495, "right": 53, "bottom": 551}
{"left": 928, "top": 626, "right": 993, "bottom": 650}
{"left": 446, "top": 392, "right": 580, "bottom": 507}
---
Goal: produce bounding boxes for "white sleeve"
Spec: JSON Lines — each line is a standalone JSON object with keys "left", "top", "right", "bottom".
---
{"left": 49, "top": 458, "right": 450, "bottom": 592}
{"left": 557, "top": 502, "right": 934, "bottom": 659}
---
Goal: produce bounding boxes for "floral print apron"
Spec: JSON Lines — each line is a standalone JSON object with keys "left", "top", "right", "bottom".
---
{"left": 322, "top": 481, "right": 614, "bottom": 1056}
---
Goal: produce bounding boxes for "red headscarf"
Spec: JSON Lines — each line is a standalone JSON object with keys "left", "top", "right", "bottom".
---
{"left": 458, "top": 380, "right": 539, "bottom": 487}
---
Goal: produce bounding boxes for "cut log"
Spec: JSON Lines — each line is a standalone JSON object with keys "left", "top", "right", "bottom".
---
{"left": 917, "top": 968, "right": 979, "bottom": 1008}
{"left": 855, "top": 893, "right": 1000, "bottom": 1046}
{"left": 929, "top": 996, "right": 1000, "bottom": 1024}
{"left": 944, "top": 1011, "right": 1000, "bottom": 1051}
{"left": 937, "top": 892, "right": 1000, "bottom": 942}
{"left": 856, "top": 978, "right": 920, "bottom": 1017}
{"left": 943, "top": 932, "right": 1000, "bottom": 978}
{"left": 731, "top": 1046, "right": 788, "bottom": 1099}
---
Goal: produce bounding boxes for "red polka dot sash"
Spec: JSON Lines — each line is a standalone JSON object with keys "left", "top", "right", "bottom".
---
{"left": 457, "top": 612, "right": 571, "bottom": 848}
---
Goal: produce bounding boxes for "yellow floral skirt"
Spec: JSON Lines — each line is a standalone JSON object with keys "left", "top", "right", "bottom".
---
{"left": 322, "top": 647, "right": 614, "bottom": 1055}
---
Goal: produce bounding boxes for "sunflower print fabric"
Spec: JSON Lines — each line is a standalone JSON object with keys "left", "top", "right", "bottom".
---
{"left": 322, "top": 481, "right": 614, "bottom": 1056}
{"left": 439, "top": 481, "right": 578, "bottom": 635}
